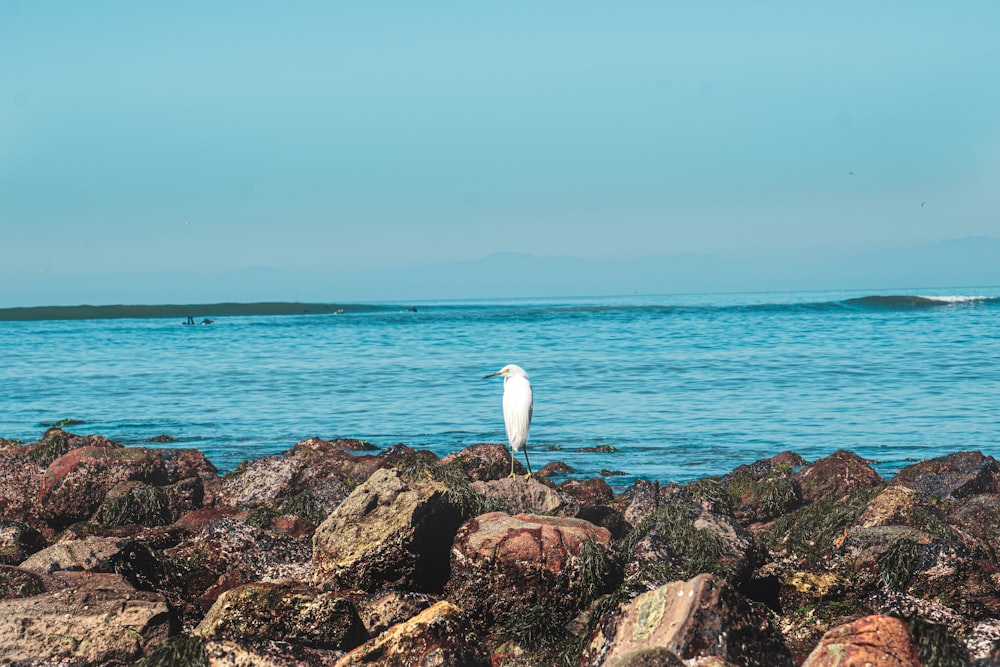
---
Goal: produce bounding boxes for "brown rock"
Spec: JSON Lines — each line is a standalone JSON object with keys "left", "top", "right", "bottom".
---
{"left": 38, "top": 445, "right": 171, "bottom": 527}
{"left": 335, "top": 600, "right": 488, "bottom": 667}
{"left": 470, "top": 475, "right": 565, "bottom": 514}
{"left": 0, "top": 570, "right": 170, "bottom": 664}
{"left": 538, "top": 460, "right": 573, "bottom": 477}
{"left": 19, "top": 535, "right": 125, "bottom": 574}
{"left": 582, "top": 574, "right": 791, "bottom": 667}
{"left": 194, "top": 581, "right": 368, "bottom": 652}
{"left": 356, "top": 590, "right": 437, "bottom": 637}
{"left": 446, "top": 512, "right": 613, "bottom": 640}
{"left": 558, "top": 477, "right": 615, "bottom": 507}
{"left": 312, "top": 468, "right": 466, "bottom": 592}
{"left": 0, "top": 519, "right": 46, "bottom": 565}
{"left": 801, "top": 614, "right": 919, "bottom": 667}
{"left": 622, "top": 498, "right": 763, "bottom": 594}
{"left": 795, "top": 449, "right": 883, "bottom": 503}
{"left": 441, "top": 442, "right": 525, "bottom": 481}
{"left": 0, "top": 564, "right": 46, "bottom": 599}
{"left": 893, "top": 451, "right": 1000, "bottom": 499}
{"left": 0, "top": 440, "right": 46, "bottom": 531}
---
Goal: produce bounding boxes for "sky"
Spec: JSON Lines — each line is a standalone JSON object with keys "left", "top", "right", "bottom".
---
{"left": 2, "top": 1, "right": 999, "bottom": 304}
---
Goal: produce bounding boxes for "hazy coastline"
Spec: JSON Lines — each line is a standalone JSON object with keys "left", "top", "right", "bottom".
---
{"left": 0, "top": 302, "right": 378, "bottom": 322}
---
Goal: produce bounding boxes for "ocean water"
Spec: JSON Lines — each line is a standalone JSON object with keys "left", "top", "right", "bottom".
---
{"left": 2, "top": 288, "right": 999, "bottom": 490}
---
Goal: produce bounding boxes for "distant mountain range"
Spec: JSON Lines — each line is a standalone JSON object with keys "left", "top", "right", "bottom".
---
{"left": 3, "top": 237, "right": 998, "bottom": 307}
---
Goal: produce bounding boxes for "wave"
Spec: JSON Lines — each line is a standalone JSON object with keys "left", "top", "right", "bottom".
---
{"left": 842, "top": 295, "right": 999, "bottom": 310}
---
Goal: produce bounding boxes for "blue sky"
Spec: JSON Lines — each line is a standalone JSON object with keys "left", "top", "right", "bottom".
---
{"left": 2, "top": 2, "right": 999, "bottom": 304}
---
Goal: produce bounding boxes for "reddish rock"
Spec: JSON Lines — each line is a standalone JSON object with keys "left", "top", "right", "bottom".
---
{"left": 446, "top": 512, "right": 613, "bottom": 639}
{"left": 194, "top": 581, "right": 368, "bottom": 652}
{"left": 0, "top": 564, "right": 46, "bottom": 599}
{"left": 27, "top": 428, "right": 123, "bottom": 466}
{"left": 441, "top": 443, "right": 525, "bottom": 481}
{"left": 801, "top": 614, "right": 919, "bottom": 667}
{"left": 794, "top": 449, "right": 883, "bottom": 503}
{"left": 38, "top": 445, "right": 172, "bottom": 527}
{"left": 538, "top": 460, "right": 573, "bottom": 477}
{"left": 0, "top": 440, "right": 46, "bottom": 531}
{"left": 720, "top": 454, "right": 804, "bottom": 524}
{"left": 558, "top": 477, "right": 615, "bottom": 507}
{"left": 582, "top": 574, "right": 791, "bottom": 667}
{"left": 335, "top": 600, "right": 488, "bottom": 667}
{"left": 893, "top": 451, "right": 1000, "bottom": 499}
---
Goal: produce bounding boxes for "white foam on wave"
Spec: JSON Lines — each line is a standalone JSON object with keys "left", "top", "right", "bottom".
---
{"left": 917, "top": 295, "right": 994, "bottom": 304}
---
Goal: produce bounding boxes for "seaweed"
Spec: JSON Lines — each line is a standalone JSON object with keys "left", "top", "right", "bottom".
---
{"left": 687, "top": 478, "right": 736, "bottom": 516}
{"left": 762, "top": 485, "right": 883, "bottom": 560}
{"left": 907, "top": 616, "right": 970, "bottom": 667}
{"left": 878, "top": 539, "right": 919, "bottom": 591}
{"left": 96, "top": 484, "right": 170, "bottom": 528}
{"left": 134, "top": 634, "right": 208, "bottom": 667}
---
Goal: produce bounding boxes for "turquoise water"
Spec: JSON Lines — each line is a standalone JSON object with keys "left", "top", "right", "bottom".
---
{"left": 2, "top": 288, "right": 999, "bottom": 489}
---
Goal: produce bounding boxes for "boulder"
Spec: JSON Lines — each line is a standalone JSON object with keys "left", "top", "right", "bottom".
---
{"left": 471, "top": 476, "right": 565, "bottom": 514}
{"left": 194, "top": 581, "right": 368, "bottom": 652}
{"left": 19, "top": 535, "right": 126, "bottom": 574}
{"left": 801, "top": 614, "right": 919, "bottom": 667}
{"left": 334, "top": 600, "right": 488, "bottom": 667}
{"left": 719, "top": 453, "right": 805, "bottom": 524}
{"left": 312, "top": 467, "right": 467, "bottom": 592}
{"left": 441, "top": 442, "right": 525, "bottom": 481}
{"left": 0, "top": 519, "right": 46, "bottom": 565}
{"left": 0, "top": 564, "right": 46, "bottom": 599}
{"left": 446, "top": 512, "right": 613, "bottom": 643}
{"left": 581, "top": 574, "right": 791, "bottom": 667}
{"left": 621, "top": 497, "right": 763, "bottom": 595}
{"left": 794, "top": 449, "right": 883, "bottom": 504}
{"left": 558, "top": 477, "right": 615, "bottom": 507}
{"left": 356, "top": 590, "right": 437, "bottom": 637}
{"left": 167, "top": 515, "right": 312, "bottom": 610}
{"left": 893, "top": 451, "right": 1000, "bottom": 499}
{"left": 0, "top": 440, "right": 46, "bottom": 531}
{"left": 0, "top": 570, "right": 170, "bottom": 665}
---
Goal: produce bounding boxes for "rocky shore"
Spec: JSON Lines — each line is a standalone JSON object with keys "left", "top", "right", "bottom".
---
{"left": 1, "top": 429, "right": 999, "bottom": 666}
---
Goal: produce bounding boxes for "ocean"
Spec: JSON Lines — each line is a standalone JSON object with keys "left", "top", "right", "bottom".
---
{"left": 1, "top": 288, "right": 998, "bottom": 490}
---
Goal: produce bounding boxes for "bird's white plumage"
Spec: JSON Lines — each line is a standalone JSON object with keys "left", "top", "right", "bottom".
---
{"left": 502, "top": 373, "right": 532, "bottom": 452}
{"left": 484, "top": 363, "right": 534, "bottom": 476}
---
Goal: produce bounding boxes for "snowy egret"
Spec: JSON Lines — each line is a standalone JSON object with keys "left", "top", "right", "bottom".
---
{"left": 483, "top": 364, "right": 533, "bottom": 478}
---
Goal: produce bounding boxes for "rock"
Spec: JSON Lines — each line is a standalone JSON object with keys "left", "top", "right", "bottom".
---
{"left": 576, "top": 505, "right": 631, "bottom": 540}
{"left": 335, "top": 600, "right": 488, "bottom": 667}
{"left": 312, "top": 467, "right": 467, "bottom": 593}
{"left": 801, "top": 614, "right": 919, "bottom": 667}
{"left": 33, "top": 444, "right": 217, "bottom": 532}
{"left": 558, "top": 477, "right": 615, "bottom": 507}
{"left": 0, "top": 440, "right": 46, "bottom": 531}
{"left": 0, "top": 519, "right": 46, "bottom": 565}
{"left": 202, "top": 638, "right": 344, "bottom": 666}
{"left": 893, "top": 451, "right": 1000, "bottom": 499}
{"left": 470, "top": 476, "right": 565, "bottom": 514}
{"left": 194, "top": 581, "right": 368, "bottom": 652}
{"left": 538, "top": 460, "right": 573, "bottom": 477}
{"left": 0, "top": 564, "right": 46, "bottom": 599}
{"left": 446, "top": 512, "right": 614, "bottom": 642}
{"left": 581, "top": 574, "right": 791, "bottom": 667}
{"left": 622, "top": 479, "right": 661, "bottom": 526}
{"left": 621, "top": 497, "right": 763, "bottom": 595}
{"left": 356, "top": 590, "right": 437, "bottom": 637}
{"left": 605, "top": 648, "right": 685, "bottom": 666}
{"left": 19, "top": 535, "right": 127, "bottom": 573}
{"left": 441, "top": 443, "right": 525, "bottom": 481}
{"left": 794, "top": 449, "right": 883, "bottom": 503}
{"left": 0, "top": 570, "right": 170, "bottom": 665}
{"left": 719, "top": 454, "right": 804, "bottom": 524}
{"left": 168, "top": 515, "right": 312, "bottom": 610}
{"left": 27, "top": 427, "right": 122, "bottom": 466}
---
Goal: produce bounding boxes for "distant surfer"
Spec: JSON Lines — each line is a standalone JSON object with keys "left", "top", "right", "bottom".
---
{"left": 184, "top": 316, "right": 195, "bottom": 325}
{"left": 201, "top": 318, "right": 215, "bottom": 325}
{"left": 409, "top": 306, "right": 418, "bottom": 312}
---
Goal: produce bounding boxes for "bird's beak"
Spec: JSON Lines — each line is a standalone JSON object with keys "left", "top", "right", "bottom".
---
{"left": 483, "top": 371, "right": 500, "bottom": 379}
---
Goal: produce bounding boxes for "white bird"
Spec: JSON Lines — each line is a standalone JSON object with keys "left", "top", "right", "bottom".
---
{"left": 483, "top": 364, "right": 534, "bottom": 478}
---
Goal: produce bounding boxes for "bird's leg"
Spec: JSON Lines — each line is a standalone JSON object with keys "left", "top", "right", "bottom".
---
{"left": 522, "top": 447, "right": 533, "bottom": 478}
{"left": 508, "top": 447, "right": 517, "bottom": 478}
